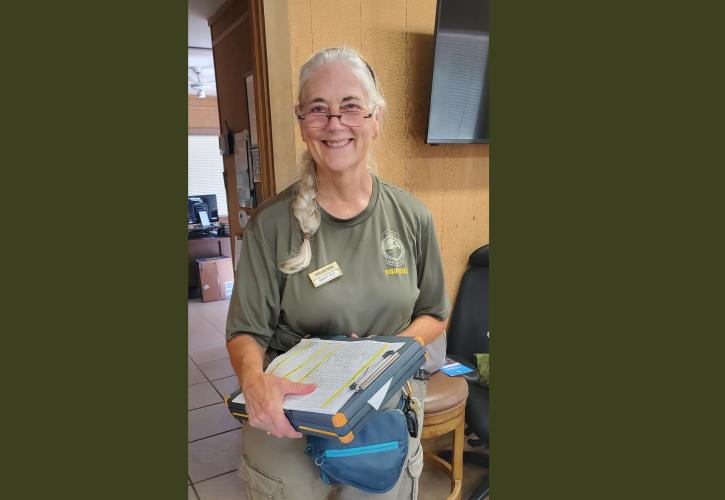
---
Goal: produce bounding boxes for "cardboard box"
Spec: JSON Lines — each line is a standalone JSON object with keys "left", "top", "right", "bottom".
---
{"left": 197, "top": 257, "right": 235, "bottom": 302}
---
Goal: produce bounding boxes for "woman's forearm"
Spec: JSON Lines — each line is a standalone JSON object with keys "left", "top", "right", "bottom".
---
{"left": 397, "top": 314, "right": 448, "bottom": 346}
{"left": 227, "top": 334, "right": 265, "bottom": 389}
{"left": 226, "top": 334, "right": 315, "bottom": 438}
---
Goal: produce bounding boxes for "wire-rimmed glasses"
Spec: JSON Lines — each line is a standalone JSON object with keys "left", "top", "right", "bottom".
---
{"left": 297, "top": 104, "right": 376, "bottom": 129}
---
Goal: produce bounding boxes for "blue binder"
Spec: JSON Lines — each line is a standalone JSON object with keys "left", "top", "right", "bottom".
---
{"left": 224, "top": 336, "right": 427, "bottom": 443}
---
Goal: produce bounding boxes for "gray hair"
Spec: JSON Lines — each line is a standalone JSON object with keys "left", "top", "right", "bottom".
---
{"left": 278, "top": 47, "right": 385, "bottom": 275}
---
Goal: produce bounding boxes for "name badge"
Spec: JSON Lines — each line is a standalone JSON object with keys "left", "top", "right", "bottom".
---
{"left": 308, "top": 261, "right": 343, "bottom": 288}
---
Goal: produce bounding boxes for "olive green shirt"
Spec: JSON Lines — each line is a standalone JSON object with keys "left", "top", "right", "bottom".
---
{"left": 225, "top": 175, "right": 449, "bottom": 352}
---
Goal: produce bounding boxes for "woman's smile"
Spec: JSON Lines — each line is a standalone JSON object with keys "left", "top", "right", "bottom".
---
{"left": 321, "top": 138, "right": 353, "bottom": 149}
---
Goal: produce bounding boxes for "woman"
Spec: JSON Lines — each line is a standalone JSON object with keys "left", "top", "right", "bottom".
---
{"left": 226, "top": 47, "right": 449, "bottom": 500}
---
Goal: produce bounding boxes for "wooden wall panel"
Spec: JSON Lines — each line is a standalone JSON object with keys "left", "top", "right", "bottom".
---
{"left": 250, "top": 0, "right": 277, "bottom": 201}
{"left": 188, "top": 95, "right": 220, "bottom": 132}
{"left": 310, "top": 0, "right": 362, "bottom": 52}
{"left": 441, "top": 144, "right": 490, "bottom": 301}
{"left": 263, "top": 0, "right": 297, "bottom": 191}
{"left": 362, "top": 0, "right": 407, "bottom": 188}
{"left": 213, "top": 19, "right": 252, "bottom": 134}
{"left": 287, "top": 0, "right": 313, "bottom": 165}
{"left": 287, "top": 0, "right": 313, "bottom": 79}
{"left": 405, "top": 0, "right": 446, "bottom": 244}
{"left": 210, "top": 0, "right": 249, "bottom": 37}
{"left": 279, "top": 0, "right": 489, "bottom": 305}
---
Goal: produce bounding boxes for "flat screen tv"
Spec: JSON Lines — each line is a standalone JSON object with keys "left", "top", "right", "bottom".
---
{"left": 426, "top": 0, "right": 489, "bottom": 144}
{"left": 188, "top": 194, "right": 219, "bottom": 224}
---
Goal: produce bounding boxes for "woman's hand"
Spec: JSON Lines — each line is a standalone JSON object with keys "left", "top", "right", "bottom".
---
{"left": 242, "top": 372, "right": 316, "bottom": 438}
{"left": 228, "top": 335, "right": 316, "bottom": 438}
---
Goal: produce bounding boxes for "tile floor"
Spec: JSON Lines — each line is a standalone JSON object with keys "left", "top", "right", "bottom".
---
{"left": 188, "top": 298, "right": 488, "bottom": 499}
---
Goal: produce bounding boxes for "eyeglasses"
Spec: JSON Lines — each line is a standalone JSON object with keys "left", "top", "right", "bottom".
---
{"left": 297, "top": 104, "right": 376, "bottom": 129}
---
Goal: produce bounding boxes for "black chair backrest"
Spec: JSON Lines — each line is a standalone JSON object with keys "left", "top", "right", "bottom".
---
{"left": 446, "top": 245, "right": 489, "bottom": 362}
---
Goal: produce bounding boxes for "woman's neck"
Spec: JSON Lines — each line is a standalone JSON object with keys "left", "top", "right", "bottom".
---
{"left": 316, "top": 167, "right": 373, "bottom": 220}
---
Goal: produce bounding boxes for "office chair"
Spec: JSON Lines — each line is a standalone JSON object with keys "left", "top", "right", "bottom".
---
{"left": 439, "top": 244, "right": 490, "bottom": 500}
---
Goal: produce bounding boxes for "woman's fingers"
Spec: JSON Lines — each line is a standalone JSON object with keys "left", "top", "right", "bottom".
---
{"left": 245, "top": 374, "right": 313, "bottom": 438}
{"left": 252, "top": 410, "right": 303, "bottom": 438}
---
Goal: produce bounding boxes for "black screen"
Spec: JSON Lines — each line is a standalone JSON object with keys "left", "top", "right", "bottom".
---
{"left": 187, "top": 194, "right": 219, "bottom": 224}
{"left": 426, "top": 0, "right": 489, "bottom": 144}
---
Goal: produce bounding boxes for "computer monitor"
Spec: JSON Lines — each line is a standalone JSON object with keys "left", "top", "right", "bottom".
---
{"left": 187, "top": 194, "right": 219, "bottom": 225}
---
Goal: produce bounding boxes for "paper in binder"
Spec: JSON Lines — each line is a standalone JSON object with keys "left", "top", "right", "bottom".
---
{"left": 224, "top": 336, "right": 426, "bottom": 443}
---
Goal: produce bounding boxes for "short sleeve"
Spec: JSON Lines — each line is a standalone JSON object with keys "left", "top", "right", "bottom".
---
{"left": 225, "top": 221, "right": 281, "bottom": 348}
{"left": 413, "top": 212, "right": 450, "bottom": 321}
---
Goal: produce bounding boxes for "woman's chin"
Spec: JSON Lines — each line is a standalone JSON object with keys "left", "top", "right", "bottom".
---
{"left": 314, "top": 154, "right": 365, "bottom": 174}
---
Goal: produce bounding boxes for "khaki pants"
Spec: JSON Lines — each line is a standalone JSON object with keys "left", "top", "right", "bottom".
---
{"left": 237, "top": 379, "right": 427, "bottom": 500}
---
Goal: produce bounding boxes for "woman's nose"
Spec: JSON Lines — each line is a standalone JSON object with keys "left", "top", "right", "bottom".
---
{"left": 326, "top": 114, "right": 346, "bottom": 130}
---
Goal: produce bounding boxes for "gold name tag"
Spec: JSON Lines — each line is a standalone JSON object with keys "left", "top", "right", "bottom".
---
{"left": 308, "top": 261, "right": 343, "bottom": 288}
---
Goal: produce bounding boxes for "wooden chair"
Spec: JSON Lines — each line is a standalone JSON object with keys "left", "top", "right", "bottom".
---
{"left": 421, "top": 371, "right": 469, "bottom": 500}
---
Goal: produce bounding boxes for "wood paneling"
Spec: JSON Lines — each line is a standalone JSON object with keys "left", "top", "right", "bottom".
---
{"left": 287, "top": 0, "right": 313, "bottom": 160}
{"left": 263, "top": 0, "right": 297, "bottom": 192}
{"left": 250, "top": 0, "right": 276, "bottom": 201}
{"left": 441, "top": 144, "right": 490, "bottom": 301}
{"left": 278, "top": 0, "right": 488, "bottom": 305}
{"left": 188, "top": 95, "right": 220, "bottom": 132}
{"left": 362, "top": 0, "right": 407, "bottom": 188}
{"left": 310, "top": 0, "right": 362, "bottom": 52}
{"left": 210, "top": 0, "right": 249, "bottom": 37}
{"left": 405, "top": 0, "right": 446, "bottom": 247}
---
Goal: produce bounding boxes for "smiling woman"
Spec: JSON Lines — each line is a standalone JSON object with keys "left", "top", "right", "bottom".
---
{"left": 225, "top": 47, "right": 450, "bottom": 500}
{"left": 299, "top": 63, "right": 379, "bottom": 173}
{"left": 280, "top": 49, "right": 386, "bottom": 274}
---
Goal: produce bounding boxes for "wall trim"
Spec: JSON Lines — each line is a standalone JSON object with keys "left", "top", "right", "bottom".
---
{"left": 208, "top": 0, "right": 239, "bottom": 26}
{"left": 212, "top": 11, "right": 250, "bottom": 47}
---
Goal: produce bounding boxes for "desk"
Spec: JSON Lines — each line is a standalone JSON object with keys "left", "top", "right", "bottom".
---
{"left": 188, "top": 236, "right": 232, "bottom": 291}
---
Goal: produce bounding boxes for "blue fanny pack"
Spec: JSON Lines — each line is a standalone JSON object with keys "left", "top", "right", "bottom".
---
{"left": 304, "top": 398, "right": 410, "bottom": 493}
